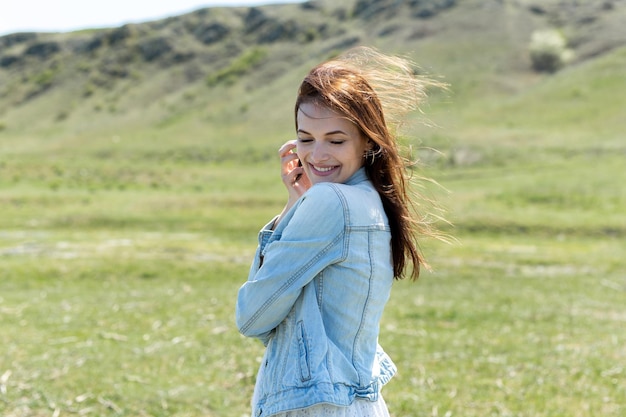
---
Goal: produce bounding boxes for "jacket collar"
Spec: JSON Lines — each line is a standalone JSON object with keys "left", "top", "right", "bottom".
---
{"left": 344, "top": 167, "right": 368, "bottom": 186}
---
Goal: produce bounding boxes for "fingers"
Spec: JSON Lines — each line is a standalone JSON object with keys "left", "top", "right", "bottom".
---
{"left": 278, "top": 139, "right": 296, "bottom": 155}
{"left": 278, "top": 140, "right": 299, "bottom": 177}
{"left": 278, "top": 139, "right": 298, "bottom": 157}
{"left": 282, "top": 159, "right": 302, "bottom": 185}
{"left": 277, "top": 139, "right": 310, "bottom": 194}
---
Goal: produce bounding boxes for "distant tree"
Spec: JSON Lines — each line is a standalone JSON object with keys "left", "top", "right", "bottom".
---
{"left": 529, "top": 29, "right": 574, "bottom": 73}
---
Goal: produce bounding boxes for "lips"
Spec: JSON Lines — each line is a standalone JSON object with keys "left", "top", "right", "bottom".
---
{"left": 310, "top": 164, "right": 338, "bottom": 176}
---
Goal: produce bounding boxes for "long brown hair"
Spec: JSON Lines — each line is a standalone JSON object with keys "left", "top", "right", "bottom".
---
{"left": 295, "top": 47, "right": 444, "bottom": 280}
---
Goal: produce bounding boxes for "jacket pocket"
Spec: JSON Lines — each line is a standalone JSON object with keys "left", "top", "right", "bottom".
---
{"left": 297, "top": 321, "right": 311, "bottom": 382}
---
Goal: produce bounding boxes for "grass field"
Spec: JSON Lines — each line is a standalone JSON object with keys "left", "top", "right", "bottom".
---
{"left": 2, "top": 235, "right": 624, "bottom": 417}
{"left": 1, "top": 148, "right": 624, "bottom": 416}
{"left": 1, "top": 14, "right": 626, "bottom": 417}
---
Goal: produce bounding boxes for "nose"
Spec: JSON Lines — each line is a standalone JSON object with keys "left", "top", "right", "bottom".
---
{"left": 310, "top": 142, "right": 328, "bottom": 162}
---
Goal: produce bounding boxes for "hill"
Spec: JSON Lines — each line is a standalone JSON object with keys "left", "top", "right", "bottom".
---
{"left": 0, "top": 0, "right": 624, "bottom": 141}
{"left": 0, "top": 0, "right": 625, "bottom": 238}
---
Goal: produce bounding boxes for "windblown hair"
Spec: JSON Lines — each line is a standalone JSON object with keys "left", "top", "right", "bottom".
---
{"left": 295, "top": 47, "right": 446, "bottom": 280}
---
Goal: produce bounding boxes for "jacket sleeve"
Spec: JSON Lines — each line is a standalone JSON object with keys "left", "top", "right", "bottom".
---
{"left": 236, "top": 184, "right": 347, "bottom": 341}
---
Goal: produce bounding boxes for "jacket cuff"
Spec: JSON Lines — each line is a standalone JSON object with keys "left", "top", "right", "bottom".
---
{"left": 258, "top": 215, "right": 279, "bottom": 251}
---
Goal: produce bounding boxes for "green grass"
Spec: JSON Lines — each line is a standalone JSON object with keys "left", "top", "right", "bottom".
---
{"left": 1, "top": 137, "right": 625, "bottom": 417}
{"left": 1, "top": 256, "right": 254, "bottom": 416}
{"left": 1, "top": 230, "right": 624, "bottom": 416}
{"left": 2, "top": 4, "right": 626, "bottom": 415}
{"left": 2, "top": 51, "right": 625, "bottom": 415}
{"left": 386, "top": 234, "right": 625, "bottom": 416}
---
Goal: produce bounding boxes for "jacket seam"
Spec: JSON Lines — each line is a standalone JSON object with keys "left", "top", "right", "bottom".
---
{"left": 351, "top": 229, "right": 374, "bottom": 387}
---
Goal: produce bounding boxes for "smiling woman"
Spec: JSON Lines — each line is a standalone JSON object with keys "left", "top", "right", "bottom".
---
{"left": 235, "top": 46, "right": 446, "bottom": 417}
{"left": 295, "top": 102, "right": 369, "bottom": 185}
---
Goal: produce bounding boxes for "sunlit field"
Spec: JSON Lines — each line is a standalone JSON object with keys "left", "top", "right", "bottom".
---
{"left": 1, "top": 147, "right": 624, "bottom": 416}
{"left": 2, "top": 16, "right": 626, "bottom": 416}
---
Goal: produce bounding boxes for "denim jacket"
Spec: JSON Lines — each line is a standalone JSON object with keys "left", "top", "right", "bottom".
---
{"left": 236, "top": 168, "right": 397, "bottom": 417}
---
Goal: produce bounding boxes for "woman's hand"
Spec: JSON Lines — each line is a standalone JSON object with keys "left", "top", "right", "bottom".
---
{"left": 279, "top": 140, "right": 311, "bottom": 197}
{"left": 273, "top": 140, "right": 311, "bottom": 229}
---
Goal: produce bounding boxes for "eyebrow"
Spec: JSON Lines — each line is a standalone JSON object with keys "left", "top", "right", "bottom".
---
{"left": 297, "top": 129, "right": 349, "bottom": 137}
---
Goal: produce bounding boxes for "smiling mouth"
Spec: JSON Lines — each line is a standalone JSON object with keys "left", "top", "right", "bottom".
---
{"left": 311, "top": 164, "right": 338, "bottom": 174}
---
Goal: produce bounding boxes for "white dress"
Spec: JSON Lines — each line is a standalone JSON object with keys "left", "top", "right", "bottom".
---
{"left": 271, "top": 395, "right": 390, "bottom": 417}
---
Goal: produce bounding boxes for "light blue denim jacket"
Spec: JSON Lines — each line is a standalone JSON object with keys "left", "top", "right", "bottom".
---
{"left": 236, "top": 168, "right": 397, "bottom": 417}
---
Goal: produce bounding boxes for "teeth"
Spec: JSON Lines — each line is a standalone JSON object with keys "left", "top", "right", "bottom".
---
{"left": 314, "top": 165, "right": 334, "bottom": 172}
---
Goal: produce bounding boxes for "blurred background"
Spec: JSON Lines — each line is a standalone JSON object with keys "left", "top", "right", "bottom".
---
{"left": 1, "top": 0, "right": 624, "bottom": 416}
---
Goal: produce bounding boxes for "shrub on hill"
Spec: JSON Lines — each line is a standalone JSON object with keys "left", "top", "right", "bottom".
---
{"left": 529, "top": 29, "right": 574, "bottom": 72}
{"left": 206, "top": 46, "right": 267, "bottom": 87}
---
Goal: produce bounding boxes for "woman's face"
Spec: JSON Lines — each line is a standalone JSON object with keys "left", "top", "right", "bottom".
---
{"left": 296, "top": 102, "right": 369, "bottom": 185}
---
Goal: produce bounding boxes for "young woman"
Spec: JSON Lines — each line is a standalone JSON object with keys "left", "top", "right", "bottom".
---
{"left": 236, "top": 47, "right": 443, "bottom": 417}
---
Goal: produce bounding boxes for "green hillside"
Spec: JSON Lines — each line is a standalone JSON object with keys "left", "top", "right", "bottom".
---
{"left": 1, "top": 0, "right": 624, "bottom": 143}
{"left": 1, "top": 0, "right": 624, "bottom": 236}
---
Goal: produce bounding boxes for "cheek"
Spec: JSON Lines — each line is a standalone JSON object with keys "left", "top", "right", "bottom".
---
{"left": 349, "top": 147, "right": 366, "bottom": 165}
{"left": 297, "top": 147, "right": 310, "bottom": 161}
